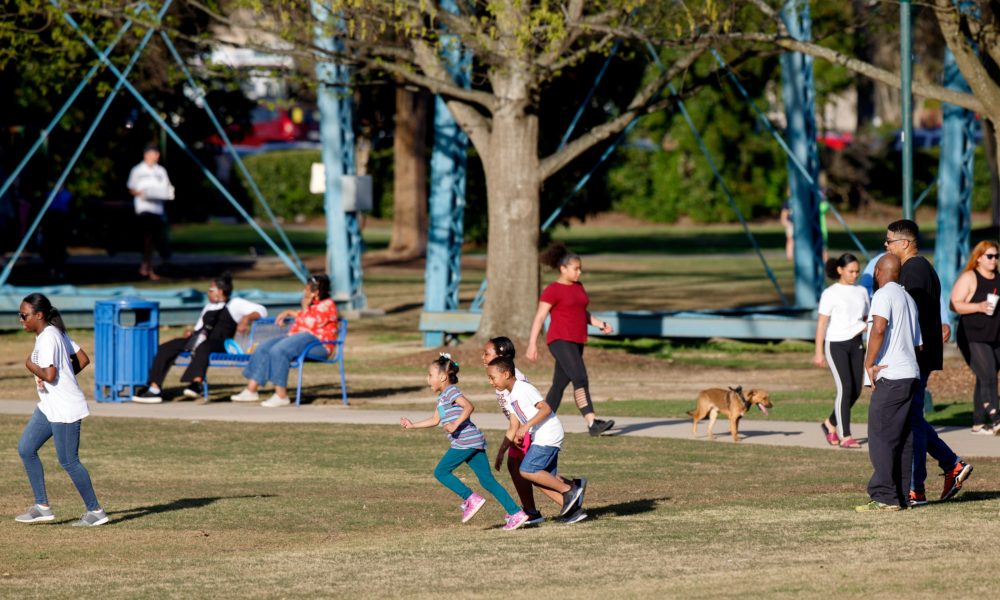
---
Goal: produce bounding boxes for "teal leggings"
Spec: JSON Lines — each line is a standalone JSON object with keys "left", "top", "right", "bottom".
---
{"left": 434, "top": 447, "right": 521, "bottom": 515}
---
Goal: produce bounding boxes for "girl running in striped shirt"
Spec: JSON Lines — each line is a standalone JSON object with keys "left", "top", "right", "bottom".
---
{"left": 401, "top": 354, "right": 528, "bottom": 531}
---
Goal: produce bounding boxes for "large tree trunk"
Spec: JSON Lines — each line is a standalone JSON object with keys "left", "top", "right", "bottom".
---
{"left": 386, "top": 85, "right": 429, "bottom": 259}
{"left": 981, "top": 119, "right": 1000, "bottom": 236}
{"left": 988, "top": 119, "right": 1000, "bottom": 234}
{"left": 478, "top": 108, "right": 541, "bottom": 340}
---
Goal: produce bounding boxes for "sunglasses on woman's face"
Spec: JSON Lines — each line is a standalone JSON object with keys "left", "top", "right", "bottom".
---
{"left": 985, "top": 254, "right": 998, "bottom": 260}
{"left": 18, "top": 312, "right": 30, "bottom": 321}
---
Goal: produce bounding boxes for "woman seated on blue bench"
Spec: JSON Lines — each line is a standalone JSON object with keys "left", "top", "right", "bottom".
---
{"left": 230, "top": 273, "right": 339, "bottom": 407}
{"left": 132, "top": 273, "right": 267, "bottom": 403}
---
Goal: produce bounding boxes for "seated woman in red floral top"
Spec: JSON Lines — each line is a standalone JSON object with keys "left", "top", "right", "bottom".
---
{"left": 230, "top": 274, "right": 339, "bottom": 407}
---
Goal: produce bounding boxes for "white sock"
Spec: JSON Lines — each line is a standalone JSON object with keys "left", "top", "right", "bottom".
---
{"left": 38, "top": 504, "right": 50, "bottom": 509}
{"left": 149, "top": 385, "right": 160, "bottom": 394}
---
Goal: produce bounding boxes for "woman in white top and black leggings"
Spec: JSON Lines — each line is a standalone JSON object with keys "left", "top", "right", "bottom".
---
{"left": 815, "top": 253, "right": 869, "bottom": 449}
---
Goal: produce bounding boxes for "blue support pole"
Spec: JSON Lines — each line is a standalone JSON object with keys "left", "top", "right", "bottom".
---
{"left": 780, "top": 0, "right": 824, "bottom": 308}
{"left": 935, "top": 47, "right": 975, "bottom": 316}
{"left": 312, "top": 2, "right": 365, "bottom": 308}
{"left": 0, "top": 1, "right": 168, "bottom": 288}
{"left": 51, "top": 0, "right": 307, "bottom": 283}
{"left": 423, "top": 0, "right": 471, "bottom": 345}
{"left": 0, "top": 8, "right": 141, "bottom": 205}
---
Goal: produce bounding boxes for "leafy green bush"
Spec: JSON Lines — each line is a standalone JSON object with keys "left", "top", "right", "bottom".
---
{"left": 239, "top": 150, "right": 323, "bottom": 219}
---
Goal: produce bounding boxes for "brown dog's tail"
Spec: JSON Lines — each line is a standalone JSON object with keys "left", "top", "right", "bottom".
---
{"left": 686, "top": 409, "right": 696, "bottom": 417}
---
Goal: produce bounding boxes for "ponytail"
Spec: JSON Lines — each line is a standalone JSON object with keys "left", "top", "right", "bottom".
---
{"left": 21, "top": 293, "right": 66, "bottom": 333}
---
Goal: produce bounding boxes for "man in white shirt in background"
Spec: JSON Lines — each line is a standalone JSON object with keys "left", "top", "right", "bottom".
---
{"left": 127, "top": 144, "right": 174, "bottom": 281}
{"left": 857, "top": 253, "right": 922, "bottom": 512}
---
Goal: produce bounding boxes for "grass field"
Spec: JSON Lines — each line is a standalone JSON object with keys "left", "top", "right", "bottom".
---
{"left": 1, "top": 415, "right": 998, "bottom": 598}
{"left": 3, "top": 214, "right": 999, "bottom": 597}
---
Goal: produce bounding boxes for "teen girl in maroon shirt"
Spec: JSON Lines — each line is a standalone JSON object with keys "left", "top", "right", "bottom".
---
{"left": 526, "top": 244, "right": 615, "bottom": 436}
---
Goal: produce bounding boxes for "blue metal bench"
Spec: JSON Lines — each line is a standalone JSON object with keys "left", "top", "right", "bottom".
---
{"left": 175, "top": 316, "right": 348, "bottom": 406}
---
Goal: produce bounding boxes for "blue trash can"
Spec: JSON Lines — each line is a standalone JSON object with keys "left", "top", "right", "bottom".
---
{"left": 94, "top": 298, "right": 159, "bottom": 402}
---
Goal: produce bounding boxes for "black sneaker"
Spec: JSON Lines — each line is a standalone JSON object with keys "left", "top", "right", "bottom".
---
{"left": 182, "top": 381, "right": 204, "bottom": 399}
{"left": 557, "top": 507, "right": 588, "bottom": 524}
{"left": 574, "top": 477, "right": 588, "bottom": 505}
{"left": 560, "top": 483, "right": 583, "bottom": 517}
{"left": 524, "top": 510, "right": 545, "bottom": 525}
{"left": 588, "top": 419, "right": 614, "bottom": 436}
{"left": 131, "top": 389, "right": 162, "bottom": 404}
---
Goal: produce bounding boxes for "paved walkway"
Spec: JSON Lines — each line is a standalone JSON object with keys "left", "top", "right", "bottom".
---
{"left": 2, "top": 398, "right": 999, "bottom": 458}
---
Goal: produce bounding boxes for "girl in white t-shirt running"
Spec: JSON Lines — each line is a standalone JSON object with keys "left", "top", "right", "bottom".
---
{"left": 814, "top": 254, "right": 869, "bottom": 449}
{"left": 15, "top": 294, "right": 108, "bottom": 527}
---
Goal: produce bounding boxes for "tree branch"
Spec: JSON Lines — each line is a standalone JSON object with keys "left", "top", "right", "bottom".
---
{"left": 545, "top": 33, "right": 615, "bottom": 74}
{"left": 538, "top": 43, "right": 707, "bottom": 181}
{"left": 410, "top": 39, "right": 492, "bottom": 151}
{"left": 727, "top": 32, "right": 985, "bottom": 114}
{"left": 933, "top": 0, "right": 1000, "bottom": 120}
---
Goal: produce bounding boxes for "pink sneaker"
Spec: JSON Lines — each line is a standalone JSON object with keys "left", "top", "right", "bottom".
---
{"left": 461, "top": 493, "right": 486, "bottom": 523}
{"left": 503, "top": 510, "right": 529, "bottom": 531}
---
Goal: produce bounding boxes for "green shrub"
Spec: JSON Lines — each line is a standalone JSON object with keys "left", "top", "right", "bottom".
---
{"left": 239, "top": 150, "right": 323, "bottom": 219}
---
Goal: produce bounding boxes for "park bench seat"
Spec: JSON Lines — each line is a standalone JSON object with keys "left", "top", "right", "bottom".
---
{"left": 174, "top": 316, "right": 348, "bottom": 406}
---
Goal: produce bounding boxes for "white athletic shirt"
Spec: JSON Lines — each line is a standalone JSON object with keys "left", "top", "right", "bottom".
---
{"left": 127, "top": 161, "right": 171, "bottom": 216}
{"left": 502, "top": 379, "right": 564, "bottom": 448}
{"left": 33, "top": 325, "right": 89, "bottom": 423}
{"left": 495, "top": 367, "right": 527, "bottom": 417}
{"left": 818, "top": 283, "right": 870, "bottom": 342}
{"left": 193, "top": 297, "right": 268, "bottom": 331}
{"left": 869, "top": 281, "right": 922, "bottom": 381}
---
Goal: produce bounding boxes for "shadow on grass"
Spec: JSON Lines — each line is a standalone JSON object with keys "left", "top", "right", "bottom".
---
{"left": 951, "top": 490, "right": 1000, "bottom": 504}
{"left": 302, "top": 384, "right": 424, "bottom": 402}
{"left": 385, "top": 302, "right": 425, "bottom": 315}
{"left": 739, "top": 429, "right": 804, "bottom": 439}
{"left": 926, "top": 408, "right": 974, "bottom": 427}
{"left": 105, "top": 495, "right": 277, "bottom": 525}
{"left": 613, "top": 419, "right": 689, "bottom": 435}
{"left": 586, "top": 496, "right": 669, "bottom": 520}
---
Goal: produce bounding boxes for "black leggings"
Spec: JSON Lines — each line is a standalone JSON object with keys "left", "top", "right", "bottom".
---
{"left": 147, "top": 337, "right": 225, "bottom": 387}
{"left": 967, "top": 341, "right": 1000, "bottom": 427}
{"left": 825, "top": 334, "right": 864, "bottom": 438}
{"left": 544, "top": 340, "right": 594, "bottom": 417}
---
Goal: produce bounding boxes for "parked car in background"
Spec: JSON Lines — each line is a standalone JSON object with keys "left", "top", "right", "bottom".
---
{"left": 206, "top": 103, "right": 315, "bottom": 147}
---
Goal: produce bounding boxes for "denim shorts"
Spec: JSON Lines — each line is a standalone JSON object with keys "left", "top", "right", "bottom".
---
{"left": 520, "top": 443, "right": 560, "bottom": 474}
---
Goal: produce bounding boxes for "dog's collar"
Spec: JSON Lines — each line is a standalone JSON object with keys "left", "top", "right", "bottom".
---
{"left": 740, "top": 393, "right": 751, "bottom": 411}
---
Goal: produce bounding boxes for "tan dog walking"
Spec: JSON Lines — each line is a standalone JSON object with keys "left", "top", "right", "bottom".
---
{"left": 688, "top": 387, "right": 772, "bottom": 442}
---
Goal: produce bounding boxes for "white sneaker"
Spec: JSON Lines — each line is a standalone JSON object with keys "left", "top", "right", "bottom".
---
{"left": 131, "top": 389, "right": 162, "bottom": 404}
{"left": 261, "top": 393, "right": 290, "bottom": 408}
{"left": 230, "top": 389, "right": 260, "bottom": 402}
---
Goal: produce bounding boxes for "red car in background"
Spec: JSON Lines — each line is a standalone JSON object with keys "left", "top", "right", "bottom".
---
{"left": 206, "top": 104, "right": 311, "bottom": 147}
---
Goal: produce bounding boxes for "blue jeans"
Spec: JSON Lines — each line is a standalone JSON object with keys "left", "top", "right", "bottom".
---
{"left": 18, "top": 408, "right": 101, "bottom": 511}
{"left": 242, "top": 332, "right": 327, "bottom": 389}
{"left": 910, "top": 373, "right": 960, "bottom": 493}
